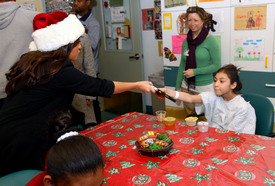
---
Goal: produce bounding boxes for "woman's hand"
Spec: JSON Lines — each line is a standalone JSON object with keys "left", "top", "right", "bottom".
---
{"left": 136, "top": 81, "right": 155, "bottom": 93}
{"left": 183, "top": 69, "right": 194, "bottom": 78}
{"left": 86, "top": 99, "right": 93, "bottom": 105}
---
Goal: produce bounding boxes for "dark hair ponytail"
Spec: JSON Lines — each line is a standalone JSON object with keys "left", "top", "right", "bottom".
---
{"left": 217, "top": 64, "right": 242, "bottom": 93}
{"left": 47, "top": 135, "right": 104, "bottom": 183}
{"left": 46, "top": 110, "right": 104, "bottom": 183}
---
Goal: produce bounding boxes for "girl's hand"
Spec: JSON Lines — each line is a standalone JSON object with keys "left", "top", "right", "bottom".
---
{"left": 183, "top": 69, "right": 194, "bottom": 78}
{"left": 156, "top": 88, "right": 166, "bottom": 99}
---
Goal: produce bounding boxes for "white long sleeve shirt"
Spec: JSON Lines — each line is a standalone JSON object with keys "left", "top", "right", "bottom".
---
{"left": 196, "top": 92, "right": 256, "bottom": 134}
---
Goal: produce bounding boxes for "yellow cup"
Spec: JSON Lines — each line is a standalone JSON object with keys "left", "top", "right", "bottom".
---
{"left": 164, "top": 117, "right": 176, "bottom": 126}
{"left": 185, "top": 116, "right": 198, "bottom": 126}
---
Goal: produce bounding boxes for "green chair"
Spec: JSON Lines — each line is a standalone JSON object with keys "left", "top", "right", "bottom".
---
{"left": 0, "top": 169, "right": 42, "bottom": 186}
{"left": 242, "top": 93, "right": 275, "bottom": 136}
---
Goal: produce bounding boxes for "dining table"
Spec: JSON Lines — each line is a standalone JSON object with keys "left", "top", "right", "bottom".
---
{"left": 80, "top": 112, "right": 275, "bottom": 186}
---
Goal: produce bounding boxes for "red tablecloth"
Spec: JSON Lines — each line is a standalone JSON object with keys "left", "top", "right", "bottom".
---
{"left": 81, "top": 112, "right": 275, "bottom": 186}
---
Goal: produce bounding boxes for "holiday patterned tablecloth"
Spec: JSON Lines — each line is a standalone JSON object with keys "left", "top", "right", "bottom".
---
{"left": 80, "top": 112, "right": 275, "bottom": 186}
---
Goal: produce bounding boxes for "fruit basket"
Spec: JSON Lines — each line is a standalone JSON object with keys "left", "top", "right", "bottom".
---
{"left": 135, "top": 131, "right": 174, "bottom": 157}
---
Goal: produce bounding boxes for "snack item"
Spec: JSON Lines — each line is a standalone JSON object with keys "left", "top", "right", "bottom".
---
{"left": 185, "top": 116, "right": 198, "bottom": 126}
{"left": 164, "top": 117, "right": 176, "bottom": 126}
{"left": 197, "top": 121, "right": 209, "bottom": 132}
{"left": 135, "top": 131, "right": 174, "bottom": 157}
{"left": 137, "top": 131, "right": 171, "bottom": 150}
{"left": 156, "top": 110, "right": 166, "bottom": 122}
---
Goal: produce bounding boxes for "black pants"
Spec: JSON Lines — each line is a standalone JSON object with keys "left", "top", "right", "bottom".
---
{"left": 93, "top": 99, "right": 102, "bottom": 124}
{"left": 70, "top": 99, "right": 102, "bottom": 125}
{"left": 0, "top": 98, "right": 6, "bottom": 110}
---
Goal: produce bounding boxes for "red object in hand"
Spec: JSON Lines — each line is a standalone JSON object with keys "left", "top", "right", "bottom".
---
{"left": 104, "top": 1, "right": 108, "bottom": 8}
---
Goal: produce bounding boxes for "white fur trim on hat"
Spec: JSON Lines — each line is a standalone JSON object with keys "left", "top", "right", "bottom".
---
{"left": 56, "top": 131, "right": 79, "bottom": 143}
{"left": 29, "top": 14, "right": 85, "bottom": 52}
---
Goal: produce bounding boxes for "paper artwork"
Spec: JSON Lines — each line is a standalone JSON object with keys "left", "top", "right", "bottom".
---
{"left": 164, "top": 47, "right": 177, "bottom": 62}
{"left": 142, "top": 8, "right": 155, "bottom": 31}
{"left": 154, "top": 0, "right": 162, "bottom": 40}
{"left": 163, "top": 13, "right": 172, "bottom": 30}
{"left": 110, "top": 7, "right": 125, "bottom": 23}
{"left": 110, "top": 0, "right": 123, "bottom": 7}
{"left": 158, "top": 41, "right": 163, "bottom": 56}
{"left": 199, "top": 0, "right": 223, "bottom": 2}
{"left": 234, "top": 6, "right": 266, "bottom": 30}
{"left": 172, "top": 35, "right": 187, "bottom": 54}
{"left": 177, "top": 13, "right": 188, "bottom": 34}
{"left": 234, "top": 38, "right": 264, "bottom": 61}
{"left": 165, "top": 0, "right": 187, "bottom": 8}
{"left": 16, "top": 0, "right": 43, "bottom": 12}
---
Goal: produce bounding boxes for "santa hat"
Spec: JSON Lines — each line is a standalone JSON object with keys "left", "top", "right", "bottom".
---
{"left": 29, "top": 11, "right": 85, "bottom": 52}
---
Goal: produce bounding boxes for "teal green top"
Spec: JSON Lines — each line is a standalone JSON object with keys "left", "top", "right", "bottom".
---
{"left": 175, "top": 35, "right": 221, "bottom": 90}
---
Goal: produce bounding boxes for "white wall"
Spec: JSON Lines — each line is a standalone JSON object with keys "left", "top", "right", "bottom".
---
{"left": 140, "top": 0, "right": 163, "bottom": 107}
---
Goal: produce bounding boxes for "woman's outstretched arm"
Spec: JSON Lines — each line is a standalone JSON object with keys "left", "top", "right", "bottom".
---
{"left": 113, "top": 81, "right": 155, "bottom": 94}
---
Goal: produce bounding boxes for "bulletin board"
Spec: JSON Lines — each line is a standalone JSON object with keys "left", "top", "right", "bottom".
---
{"left": 102, "top": 0, "right": 132, "bottom": 50}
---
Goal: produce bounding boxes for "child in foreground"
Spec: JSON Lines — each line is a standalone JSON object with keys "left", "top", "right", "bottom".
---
{"left": 161, "top": 64, "right": 256, "bottom": 134}
{"left": 27, "top": 112, "right": 104, "bottom": 186}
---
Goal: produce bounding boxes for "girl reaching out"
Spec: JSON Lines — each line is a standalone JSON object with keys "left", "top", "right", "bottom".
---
{"left": 161, "top": 64, "right": 256, "bottom": 134}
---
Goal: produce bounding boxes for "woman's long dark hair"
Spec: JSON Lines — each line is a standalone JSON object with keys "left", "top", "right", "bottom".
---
{"left": 5, "top": 39, "right": 80, "bottom": 96}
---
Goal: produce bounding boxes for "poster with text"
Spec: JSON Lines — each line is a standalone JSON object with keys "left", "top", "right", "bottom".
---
{"left": 172, "top": 35, "right": 187, "bottom": 54}
{"left": 110, "top": 7, "right": 125, "bottom": 23}
{"left": 234, "top": 6, "right": 266, "bottom": 30}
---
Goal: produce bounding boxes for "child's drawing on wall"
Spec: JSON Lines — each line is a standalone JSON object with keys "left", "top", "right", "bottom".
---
{"left": 255, "top": 10, "right": 264, "bottom": 28}
{"left": 235, "top": 6, "right": 266, "bottom": 30}
{"left": 246, "top": 10, "right": 255, "bottom": 28}
{"left": 177, "top": 13, "right": 188, "bottom": 34}
{"left": 234, "top": 38, "right": 264, "bottom": 61}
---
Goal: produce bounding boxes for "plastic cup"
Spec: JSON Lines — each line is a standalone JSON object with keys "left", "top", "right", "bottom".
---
{"left": 197, "top": 121, "right": 209, "bottom": 132}
{"left": 156, "top": 110, "right": 166, "bottom": 122}
{"left": 185, "top": 117, "right": 198, "bottom": 126}
{"left": 164, "top": 117, "right": 176, "bottom": 126}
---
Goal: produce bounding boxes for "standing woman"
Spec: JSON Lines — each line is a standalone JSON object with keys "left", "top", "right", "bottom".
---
{"left": 175, "top": 6, "right": 221, "bottom": 118}
{"left": 0, "top": 11, "right": 154, "bottom": 177}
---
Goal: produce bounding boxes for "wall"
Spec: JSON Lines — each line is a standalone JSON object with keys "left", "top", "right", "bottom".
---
{"left": 140, "top": 0, "right": 163, "bottom": 112}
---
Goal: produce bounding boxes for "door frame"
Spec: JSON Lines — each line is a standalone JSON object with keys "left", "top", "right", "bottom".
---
{"left": 93, "top": 0, "right": 146, "bottom": 112}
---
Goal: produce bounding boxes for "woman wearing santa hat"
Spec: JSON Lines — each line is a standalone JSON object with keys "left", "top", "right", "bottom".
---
{"left": 0, "top": 11, "right": 155, "bottom": 177}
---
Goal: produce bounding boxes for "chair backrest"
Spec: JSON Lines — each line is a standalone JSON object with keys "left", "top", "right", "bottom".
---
{"left": 0, "top": 169, "right": 42, "bottom": 186}
{"left": 242, "top": 93, "right": 274, "bottom": 136}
